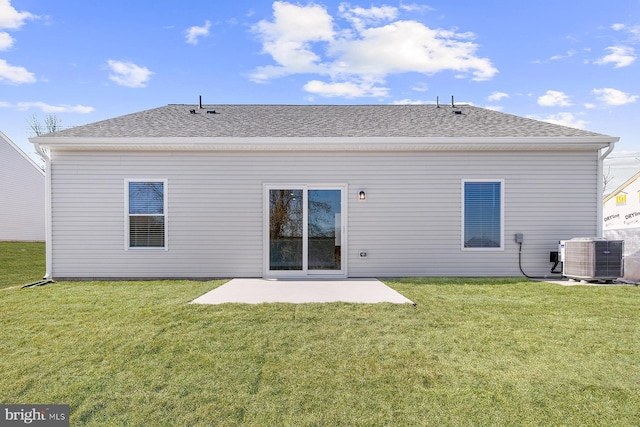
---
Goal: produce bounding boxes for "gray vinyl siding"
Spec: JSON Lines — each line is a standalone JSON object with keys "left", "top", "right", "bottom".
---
{"left": 0, "top": 136, "right": 45, "bottom": 241}
{"left": 49, "top": 149, "right": 598, "bottom": 279}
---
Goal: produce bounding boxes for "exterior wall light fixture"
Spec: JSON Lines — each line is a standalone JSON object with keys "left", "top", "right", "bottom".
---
{"left": 358, "top": 190, "right": 366, "bottom": 200}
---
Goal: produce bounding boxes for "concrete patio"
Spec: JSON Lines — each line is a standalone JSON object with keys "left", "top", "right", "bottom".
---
{"left": 190, "top": 278, "right": 415, "bottom": 305}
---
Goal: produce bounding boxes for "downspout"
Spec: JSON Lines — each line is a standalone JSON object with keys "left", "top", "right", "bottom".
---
{"left": 33, "top": 142, "right": 53, "bottom": 280}
{"left": 597, "top": 141, "right": 616, "bottom": 237}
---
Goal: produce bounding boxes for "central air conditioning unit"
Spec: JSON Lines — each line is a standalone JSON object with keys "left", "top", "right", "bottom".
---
{"left": 560, "top": 238, "right": 624, "bottom": 281}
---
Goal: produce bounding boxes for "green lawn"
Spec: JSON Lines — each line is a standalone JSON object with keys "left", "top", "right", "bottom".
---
{"left": 1, "top": 242, "right": 639, "bottom": 426}
{"left": 0, "top": 241, "right": 46, "bottom": 290}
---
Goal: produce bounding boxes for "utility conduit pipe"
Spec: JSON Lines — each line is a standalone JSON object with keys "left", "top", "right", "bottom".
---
{"left": 597, "top": 141, "right": 617, "bottom": 237}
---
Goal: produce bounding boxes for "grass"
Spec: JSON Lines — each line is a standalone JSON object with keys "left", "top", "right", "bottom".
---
{"left": 1, "top": 242, "right": 639, "bottom": 426}
{"left": 0, "top": 241, "right": 46, "bottom": 289}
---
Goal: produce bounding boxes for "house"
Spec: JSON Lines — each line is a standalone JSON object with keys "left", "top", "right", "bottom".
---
{"left": 603, "top": 171, "right": 640, "bottom": 282}
{"left": 0, "top": 131, "right": 45, "bottom": 241}
{"left": 30, "top": 104, "right": 618, "bottom": 280}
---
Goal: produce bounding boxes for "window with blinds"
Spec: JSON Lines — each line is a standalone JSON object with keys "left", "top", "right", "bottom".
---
{"left": 463, "top": 180, "right": 503, "bottom": 250}
{"left": 127, "top": 180, "right": 167, "bottom": 249}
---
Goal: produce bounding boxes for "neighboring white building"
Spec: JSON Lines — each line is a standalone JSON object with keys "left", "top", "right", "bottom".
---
{"left": 30, "top": 104, "right": 618, "bottom": 280}
{"left": 603, "top": 171, "right": 640, "bottom": 282}
{"left": 0, "top": 131, "right": 45, "bottom": 241}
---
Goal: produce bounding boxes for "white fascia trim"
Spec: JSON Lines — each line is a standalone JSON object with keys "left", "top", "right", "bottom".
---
{"left": 30, "top": 136, "right": 620, "bottom": 152}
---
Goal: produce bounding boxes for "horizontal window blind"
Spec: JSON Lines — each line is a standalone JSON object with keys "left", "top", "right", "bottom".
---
{"left": 130, "top": 216, "right": 165, "bottom": 247}
{"left": 464, "top": 181, "right": 501, "bottom": 249}
{"left": 128, "top": 181, "right": 165, "bottom": 248}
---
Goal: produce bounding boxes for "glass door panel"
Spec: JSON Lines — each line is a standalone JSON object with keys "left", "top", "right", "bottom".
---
{"left": 308, "top": 190, "right": 341, "bottom": 271}
{"left": 266, "top": 185, "right": 344, "bottom": 276}
{"left": 269, "top": 189, "right": 303, "bottom": 270}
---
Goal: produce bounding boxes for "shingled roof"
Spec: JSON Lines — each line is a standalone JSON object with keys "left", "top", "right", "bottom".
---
{"left": 45, "top": 104, "right": 610, "bottom": 139}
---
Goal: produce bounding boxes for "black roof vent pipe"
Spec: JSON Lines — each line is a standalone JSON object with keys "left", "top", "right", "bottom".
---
{"left": 451, "top": 96, "right": 455, "bottom": 108}
{"left": 199, "top": 95, "right": 203, "bottom": 109}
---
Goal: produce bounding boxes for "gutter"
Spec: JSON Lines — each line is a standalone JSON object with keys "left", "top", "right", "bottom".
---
{"left": 597, "top": 140, "right": 618, "bottom": 237}
{"left": 31, "top": 136, "right": 617, "bottom": 152}
{"left": 33, "top": 142, "right": 53, "bottom": 280}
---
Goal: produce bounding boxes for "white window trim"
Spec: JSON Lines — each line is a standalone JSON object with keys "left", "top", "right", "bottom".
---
{"left": 124, "top": 179, "right": 168, "bottom": 251}
{"left": 461, "top": 179, "right": 505, "bottom": 251}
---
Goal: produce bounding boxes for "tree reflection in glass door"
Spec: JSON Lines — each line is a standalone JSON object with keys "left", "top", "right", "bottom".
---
{"left": 269, "top": 189, "right": 303, "bottom": 270}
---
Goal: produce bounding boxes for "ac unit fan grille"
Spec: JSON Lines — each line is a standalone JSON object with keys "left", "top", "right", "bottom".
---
{"left": 563, "top": 240, "right": 623, "bottom": 280}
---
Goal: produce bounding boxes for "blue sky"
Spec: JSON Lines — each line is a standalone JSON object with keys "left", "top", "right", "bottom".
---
{"left": 2, "top": 0, "right": 639, "bottom": 189}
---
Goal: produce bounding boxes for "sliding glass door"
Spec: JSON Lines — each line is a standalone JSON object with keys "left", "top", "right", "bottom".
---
{"left": 266, "top": 185, "right": 345, "bottom": 277}
{"left": 308, "top": 189, "right": 342, "bottom": 272}
{"left": 268, "top": 188, "right": 304, "bottom": 271}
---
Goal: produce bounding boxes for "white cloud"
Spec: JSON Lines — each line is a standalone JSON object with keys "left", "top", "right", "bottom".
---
{"left": 533, "top": 49, "right": 578, "bottom": 64}
{"left": 0, "top": 1, "right": 37, "bottom": 52}
{"left": 14, "top": 101, "right": 94, "bottom": 113}
{"left": 0, "top": 0, "right": 36, "bottom": 30}
{"left": 550, "top": 49, "right": 577, "bottom": 61}
{"left": 328, "top": 21, "right": 497, "bottom": 81}
{"left": 107, "top": 60, "right": 153, "bottom": 88}
{"left": 304, "top": 79, "right": 388, "bottom": 98}
{"left": 185, "top": 20, "right": 211, "bottom": 45}
{"left": 534, "top": 112, "right": 588, "bottom": 129}
{"left": 250, "top": 1, "right": 334, "bottom": 81}
{"left": 592, "top": 87, "right": 638, "bottom": 106}
{"left": 488, "top": 91, "right": 509, "bottom": 101}
{"left": 411, "top": 82, "right": 429, "bottom": 92}
{"left": 250, "top": 1, "right": 497, "bottom": 98}
{"left": 0, "top": 31, "right": 12, "bottom": 50}
{"left": 338, "top": 3, "right": 398, "bottom": 32}
{"left": 595, "top": 46, "right": 636, "bottom": 68}
{"left": 0, "top": 59, "right": 35, "bottom": 84}
{"left": 611, "top": 23, "right": 640, "bottom": 42}
{"left": 537, "top": 90, "right": 572, "bottom": 107}
{"left": 391, "top": 99, "right": 430, "bottom": 105}
{"left": 399, "top": 3, "right": 435, "bottom": 13}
